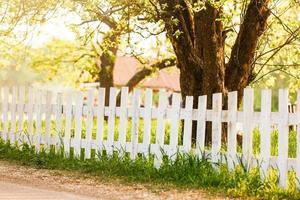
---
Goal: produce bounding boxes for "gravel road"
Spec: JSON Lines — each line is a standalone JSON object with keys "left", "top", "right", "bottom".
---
{"left": 0, "top": 160, "right": 229, "bottom": 200}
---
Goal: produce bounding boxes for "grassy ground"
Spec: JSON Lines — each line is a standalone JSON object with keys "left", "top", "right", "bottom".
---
{"left": 0, "top": 139, "right": 299, "bottom": 199}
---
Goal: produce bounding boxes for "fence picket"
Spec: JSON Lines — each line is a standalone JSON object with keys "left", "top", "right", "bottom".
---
{"left": 95, "top": 88, "right": 105, "bottom": 156}
{"left": 196, "top": 95, "right": 207, "bottom": 157}
{"left": 169, "top": 93, "right": 181, "bottom": 159}
{"left": 17, "top": 86, "right": 25, "bottom": 144}
{"left": 183, "top": 96, "right": 193, "bottom": 153}
{"left": 211, "top": 93, "right": 222, "bottom": 163}
{"left": 142, "top": 89, "right": 153, "bottom": 157}
{"left": 154, "top": 89, "right": 167, "bottom": 168}
{"left": 2, "top": 87, "right": 9, "bottom": 141}
{"left": 242, "top": 87, "right": 254, "bottom": 167}
{"left": 10, "top": 87, "right": 17, "bottom": 144}
{"left": 297, "top": 90, "right": 300, "bottom": 189}
{"left": 227, "top": 91, "right": 237, "bottom": 169}
{"left": 64, "top": 92, "right": 73, "bottom": 156}
{"left": 278, "top": 89, "right": 289, "bottom": 187}
{"left": 27, "top": 88, "right": 34, "bottom": 145}
{"left": 74, "top": 91, "right": 83, "bottom": 158}
{"left": 35, "top": 90, "right": 42, "bottom": 152}
{"left": 260, "top": 90, "right": 272, "bottom": 179}
{"left": 131, "top": 89, "right": 141, "bottom": 159}
{"left": 45, "top": 91, "right": 52, "bottom": 151}
{"left": 85, "top": 90, "right": 94, "bottom": 159}
{"left": 55, "top": 92, "right": 62, "bottom": 152}
{"left": 118, "top": 87, "right": 129, "bottom": 154}
{"left": 107, "top": 88, "right": 117, "bottom": 156}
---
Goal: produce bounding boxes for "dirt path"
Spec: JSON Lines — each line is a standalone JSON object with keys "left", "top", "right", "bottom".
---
{"left": 0, "top": 160, "right": 229, "bottom": 200}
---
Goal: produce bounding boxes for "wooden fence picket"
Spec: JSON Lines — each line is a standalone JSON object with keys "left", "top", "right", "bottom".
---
{"left": 107, "top": 87, "right": 117, "bottom": 156}
{"left": 74, "top": 91, "right": 83, "bottom": 158}
{"left": 196, "top": 95, "right": 207, "bottom": 157}
{"left": 95, "top": 88, "right": 105, "bottom": 156}
{"left": 45, "top": 91, "right": 52, "bottom": 151}
{"left": 27, "top": 88, "right": 34, "bottom": 145}
{"left": 260, "top": 89, "right": 272, "bottom": 179}
{"left": 183, "top": 96, "right": 193, "bottom": 153}
{"left": 63, "top": 92, "right": 73, "bottom": 156}
{"left": 296, "top": 90, "right": 300, "bottom": 189}
{"left": 141, "top": 89, "right": 153, "bottom": 157}
{"left": 10, "top": 87, "right": 17, "bottom": 144}
{"left": 2, "top": 87, "right": 9, "bottom": 141}
{"left": 227, "top": 91, "right": 237, "bottom": 169}
{"left": 130, "top": 89, "right": 141, "bottom": 160}
{"left": 17, "top": 86, "right": 25, "bottom": 144}
{"left": 85, "top": 90, "right": 94, "bottom": 159}
{"left": 154, "top": 89, "right": 168, "bottom": 168}
{"left": 278, "top": 89, "right": 289, "bottom": 187}
{"left": 35, "top": 90, "right": 42, "bottom": 152}
{"left": 55, "top": 92, "right": 62, "bottom": 152}
{"left": 242, "top": 87, "right": 254, "bottom": 168}
{"left": 169, "top": 93, "right": 181, "bottom": 159}
{"left": 211, "top": 93, "right": 222, "bottom": 163}
{"left": 118, "top": 87, "right": 129, "bottom": 154}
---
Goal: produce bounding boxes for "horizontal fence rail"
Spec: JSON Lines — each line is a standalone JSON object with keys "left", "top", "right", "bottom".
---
{"left": 0, "top": 86, "right": 299, "bottom": 188}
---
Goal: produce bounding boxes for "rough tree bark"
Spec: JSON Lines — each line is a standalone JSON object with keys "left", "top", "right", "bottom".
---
{"left": 157, "top": 0, "right": 271, "bottom": 143}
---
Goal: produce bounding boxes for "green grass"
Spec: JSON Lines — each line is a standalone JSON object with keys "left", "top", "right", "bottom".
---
{"left": 0, "top": 140, "right": 299, "bottom": 199}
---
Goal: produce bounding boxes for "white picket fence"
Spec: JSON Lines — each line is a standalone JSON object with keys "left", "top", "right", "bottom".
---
{"left": 0, "top": 86, "right": 300, "bottom": 188}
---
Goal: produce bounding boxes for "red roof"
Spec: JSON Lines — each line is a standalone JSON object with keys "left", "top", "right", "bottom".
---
{"left": 113, "top": 56, "right": 180, "bottom": 92}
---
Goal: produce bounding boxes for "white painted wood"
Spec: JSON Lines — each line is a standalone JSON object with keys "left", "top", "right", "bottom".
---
{"left": 74, "top": 91, "right": 83, "bottom": 158}
{"left": 63, "top": 92, "right": 73, "bottom": 156}
{"left": 10, "top": 87, "right": 17, "bottom": 144}
{"left": 131, "top": 89, "right": 141, "bottom": 160}
{"left": 85, "top": 90, "right": 94, "bottom": 159}
{"left": 211, "top": 93, "right": 222, "bottom": 163}
{"left": 2, "top": 87, "right": 9, "bottom": 141}
{"left": 242, "top": 87, "right": 254, "bottom": 167}
{"left": 196, "top": 95, "right": 207, "bottom": 157}
{"left": 35, "top": 90, "right": 43, "bottom": 152}
{"left": 169, "top": 93, "right": 181, "bottom": 159}
{"left": 154, "top": 89, "right": 168, "bottom": 168}
{"left": 227, "top": 91, "right": 238, "bottom": 169}
{"left": 296, "top": 90, "right": 300, "bottom": 189}
{"left": 44, "top": 91, "right": 52, "bottom": 152}
{"left": 260, "top": 89, "right": 271, "bottom": 179}
{"left": 95, "top": 88, "right": 105, "bottom": 156}
{"left": 106, "top": 87, "right": 117, "bottom": 156}
{"left": 55, "top": 92, "right": 62, "bottom": 152}
{"left": 17, "top": 86, "right": 25, "bottom": 144}
{"left": 27, "top": 88, "right": 34, "bottom": 145}
{"left": 141, "top": 89, "right": 153, "bottom": 157}
{"left": 278, "top": 89, "right": 289, "bottom": 188}
{"left": 183, "top": 96, "right": 193, "bottom": 153}
{"left": 118, "top": 87, "right": 129, "bottom": 154}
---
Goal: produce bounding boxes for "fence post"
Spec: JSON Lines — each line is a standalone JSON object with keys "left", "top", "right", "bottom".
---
{"left": 297, "top": 90, "right": 300, "bottom": 189}
{"left": 27, "top": 88, "right": 34, "bottom": 146}
{"left": 154, "top": 89, "right": 167, "bottom": 168}
{"left": 183, "top": 96, "right": 193, "bottom": 153}
{"left": 211, "top": 93, "right": 222, "bottom": 164}
{"left": 196, "top": 95, "right": 207, "bottom": 158}
{"left": 242, "top": 87, "right": 254, "bottom": 168}
{"left": 227, "top": 91, "right": 238, "bottom": 170}
{"left": 10, "top": 86, "right": 17, "bottom": 144}
{"left": 131, "top": 89, "right": 141, "bottom": 160}
{"left": 260, "top": 89, "right": 272, "bottom": 179}
{"left": 278, "top": 89, "right": 289, "bottom": 188}
{"left": 17, "top": 86, "right": 25, "bottom": 145}
{"left": 118, "top": 87, "right": 129, "bottom": 155}
{"left": 169, "top": 93, "right": 181, "bottom": 160}
{"left": 95, "top": 88, "right": 105, "bottom": 157}
{"left": 107, "top": 87, "right": 117, "bottom": 156}
{"left": 35, "top": 90, "right": 42, "bottom": 153}
{"left": 85, "top": 90, "right": 94, "bottom": 159}
{"left": 141, "top": 89, "right": 153, "bottom": 157}
{"left": 45, "top": 91, "right": 52, "bottom": 152}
